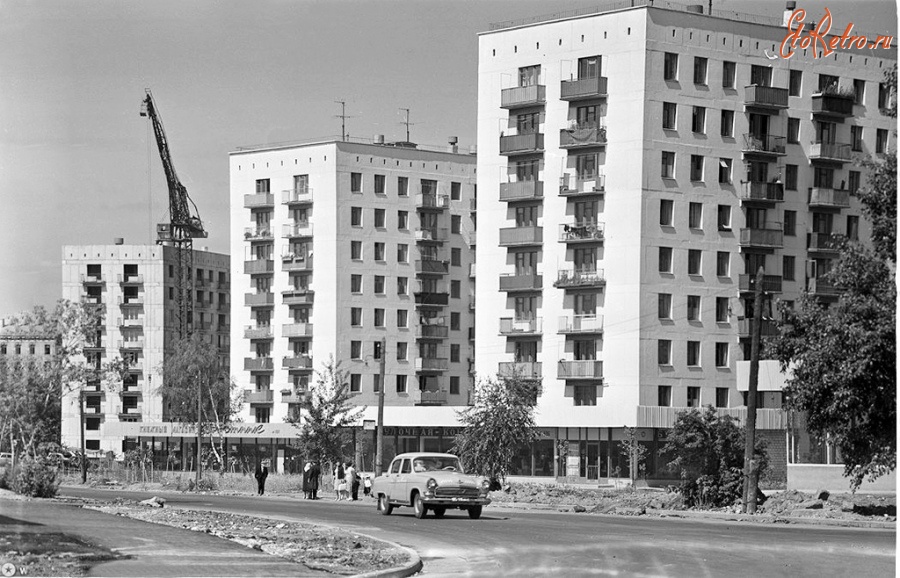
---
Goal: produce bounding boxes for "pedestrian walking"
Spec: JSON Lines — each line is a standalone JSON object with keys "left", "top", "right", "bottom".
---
{"left": 302, "top": 462, "right": 312, "bottom": 499}
{"left": 334, "top": 462, "right": 346, "bottom": 500}
{"left": 309, "top": 461, "right": 321, "bottom": 499}
{"left": 255, "top": 463, "right": 269, "bottom": 496}
{"left": 346, "top": 461, "right": 359, "bottom": 501}
{"left": 363, "top": 476, "right": 372, "bottom": 497}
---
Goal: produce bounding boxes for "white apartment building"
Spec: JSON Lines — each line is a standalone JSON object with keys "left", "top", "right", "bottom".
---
{"left": 60, "top": 242, "right": 230, "bottom": 454}
{"left": 476, "top": 1, "right": 894, "bottom": 481}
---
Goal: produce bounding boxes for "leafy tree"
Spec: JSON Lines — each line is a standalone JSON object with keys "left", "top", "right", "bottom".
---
{"left": 287, "top": 357, "right": 363, "bottom": 466}
{"left": 453, "top": 373, "right": 539, "bottom": 487}
{"left": 620, "top": 426, "right": 649, "bottom": 483}
{"left": 664, "top": 407, "right": 768, "bottom": 507}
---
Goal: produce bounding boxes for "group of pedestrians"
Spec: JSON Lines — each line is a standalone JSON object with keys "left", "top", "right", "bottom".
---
{"left": 301, "top": 461, "right": 321, "bottom": 499}
{"left": 254, "top": 459, "right": 372, "bottom": 501}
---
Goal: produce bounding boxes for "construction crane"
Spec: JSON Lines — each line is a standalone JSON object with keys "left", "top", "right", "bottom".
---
{"left": 140, "top": 89, "right": 207, "bottom": 339}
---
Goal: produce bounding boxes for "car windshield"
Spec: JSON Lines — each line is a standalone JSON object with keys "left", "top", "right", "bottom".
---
{"left": 412, "top": 456, "right": 463, "bottom": 473}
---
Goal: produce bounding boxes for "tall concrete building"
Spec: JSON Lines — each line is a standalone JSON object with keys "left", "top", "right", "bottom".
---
{"left": 476, "top": 2, "right": 894, "bottom": 480}
{"left": 60, "top": 242, "right": 230, "bottom": 454}
{"left": 229, "top": 138, "right": 476, "bottom": 462}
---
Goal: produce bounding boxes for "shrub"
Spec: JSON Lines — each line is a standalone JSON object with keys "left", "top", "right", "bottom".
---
{"left": 10, "top": 457, "right": 60, "bottom": 498}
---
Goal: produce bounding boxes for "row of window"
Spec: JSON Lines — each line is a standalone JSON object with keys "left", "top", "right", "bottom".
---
{"left": 658, "top": 247, "right": 730, "bottom": 277}
{"left": 350, "top": 207, "right": 467, "bottom": 233}
{"left": 348, "top": 340, "right": 465, "bottom": 363}
{"left": 657, "top": 384, "right": 730, "bottom": 409}
{"left": 0, "top": 342, "right": 53, "bottom": 356}
{"left": 658, "top": 293, "right": 731, "bottom": 323}
{"left": 349, "top": 373, "right": 464, "bottom": 395}
{"left": 350, "top": 307, "right": 467, "bottom": 330}
{"left": 349, "top": 173, "right": 467, "bottom": 199}
{"left": 658, "top": 339, "right": 730, "bottom": 368}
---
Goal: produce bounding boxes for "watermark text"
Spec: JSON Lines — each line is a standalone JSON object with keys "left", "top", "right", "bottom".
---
{"left": 780, "top": 9, "right": 893, "bottom": 59}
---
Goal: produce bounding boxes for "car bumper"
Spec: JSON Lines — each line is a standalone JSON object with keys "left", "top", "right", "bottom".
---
{"left": 423, "top": 496, "right": 492, "bottom": 507}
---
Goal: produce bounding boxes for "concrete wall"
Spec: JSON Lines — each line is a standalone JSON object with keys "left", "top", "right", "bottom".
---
{"left": 788, "top": 465, "right": 896, "bottom": 493}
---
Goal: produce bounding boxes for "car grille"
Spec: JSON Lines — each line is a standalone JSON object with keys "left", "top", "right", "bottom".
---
{"left": 434, "top": 487, "right": 480, "bottom": 498}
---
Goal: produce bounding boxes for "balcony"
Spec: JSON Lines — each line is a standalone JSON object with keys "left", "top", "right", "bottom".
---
{"left": 499, "top": 317, "right": 542, "bottom": 336}
{"left": 244, "top": 226, "right": 273, "bottom": 241}
{"left": 807, "top": 277, "right": 841, "bottom": 297}
{"left": 282, "top": 222, "right": 313, "bottom": 238}
{"left": 498, "top": 226, "right": 542, "bottom": 247}
{"left": 118, "top": 407, "right": 143, "bottom": 420}
{"left": 812, "top": 92, "right": 855, "bottom": 118}
{"left": 738, "top": 274, "right": 783, "bottom": 294}
{"left": 560, "top": 75, "right": 608, "bottom": 101}
{"left": 244, "top": 193, "right": 274, "bottom": 208}
{"left": 467, "top": 232, "right": 476, "bottom": 246}
{"left": 117, "top": 274, "right": 144, "bottom": 285}
{"left": 737, "top": 318, "right": 779, "bottom": 338}
{"left": 499, "top": 273, "right": 542, "bottom": 292}
{"left": 808, "top": 187, "right": 851, "bottom": 208}
{"left": 117, "top": 297, "right": 144, "bottom": 307}
{"left": 414, "top": 290, "right": 450, "bottom": 307}
{"left": 809, "top": 142, "right": 852, "bottom": 163}
{"left": 417, "top": 390, "right": 449, "bottom": 406}
{"left": 415, "top": 357, "right": 449, "bottom": 372}
{"left": 739, "top": 226, "right": 783, "bottom": 249}
{"left": 283, "top": 355, "right": 313, "bottom": 370}
{"left": 558, "top": 314, "right": 604, "bottom": 335}
{"left": 244, "top": 357, "right": 274, "bottom": 371}
{"left": 415, "top": 258, "right": 449, "bottom": 275}
{"left": 414, "top": 228, "right": 448, "bottom": 242}
{"left": 742, "top": 134, "right": 786, "bottom": 156}
{"left": 118, "top": 316, "right": 144, "bottom": 328}
{"left": 559, "top": 123, "right": 607, "bottom": 149}
{"left": 281, "top": 390, "right": 307, "bottom": 405}
{"left": 469, "top": 263, "right": 476, "bottom": 278}
{"left": 744, "top": 85, "right": 789, "bottom": 110}
{"left": 499, "top": 180, "right": 543, "bottom": 202}
{"left": 416, "top": 193, "right": 449, "bottom": 210}
{"left": 282, "top": 323, "right": 313, "bottom": 338}
{"left": 244, "top": 389, "right": 274, "bottom": 404}
{"left": 739, "top": 181, "right": 784, "bottom": 204}
{"left": 281, "top": 254, "right": 313, "bottom": 272}
{"left": 807, "top": 232, "right": 846, "bottom": 253}
{"left": 244, "top": 259, "right": 274, "bottom": 275}
{"left": 500, "top": 132, "right": 544, "bottom": 156}
{"left": 282, "top": 187, "right": 313, "bottom": 205}
{"left": 558, "top": 360, "right": 603, "bottom": 380}
{"left": 498, "top": 362, "right": 542, "bottom": 379}
{"left": 500, "top": 84, "right": 546, "bottom": 109}
{"left": 416, "top": 324, "right": 449, "bottom": 339}
{"left": 559, "top": 173, "right": 605, "bottom": 197}
{"left": 80, "top": 274, "right": 105, "bottom": 284}
{"left": 244, "top": 292, "right": 274, "bottom": 307}
{"left": 554, "top": 268, "right": 606, "bottom": 289}
{"left": 244, "top": 325, "right": 273, "bottom": 340}
{"left": 559, "top": 222, "right": 605, "bottom": 243}
{"left": 283, "top": 290, "right": 314, "bottom": 305}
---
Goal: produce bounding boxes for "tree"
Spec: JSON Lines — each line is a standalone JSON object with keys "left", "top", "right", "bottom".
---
{"left": 664, "top": 407, "right": 768, "bottom": 508}
{"left": 287, "top": 357, "right": 363, "bottom": 467}
{"left": 453, "top": 373, "right": 540, "bottom": 486}
{"left": 620, "top": 426, "right": 649, "bottom": 484}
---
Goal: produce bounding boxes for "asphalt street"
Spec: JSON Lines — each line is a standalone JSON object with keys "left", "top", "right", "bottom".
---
{"left": 61, "top": 487, "right": 896, "bottom": 577}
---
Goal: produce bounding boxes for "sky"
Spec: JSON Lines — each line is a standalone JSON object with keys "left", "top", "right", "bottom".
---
{"left": 0, "top": 0, "right": 896, "bottom": 316}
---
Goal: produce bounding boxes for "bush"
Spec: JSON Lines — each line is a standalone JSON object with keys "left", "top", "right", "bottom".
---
{"left": 10, "top": 457, "right": 60, "bottom": 498}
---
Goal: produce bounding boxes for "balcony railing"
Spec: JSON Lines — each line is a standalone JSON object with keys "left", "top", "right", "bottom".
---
{"left": 415, "top": 259, "right": 449, "bottom": 275}
{"left": 118, "top": 297, "right": 144, "bottom": 307}
{"left": 282, "top": 222, "right": 313, "bottom": 238}
{"left": 559, "top": 173, "right": 605, "bottom": 196}
{"left": 500, "top": 84, "right": 546, "bottom": 109}
{"left": 80, "top": 274, "right": 105, "bottom": 284}
{"left": 738, "top": 274, "right": 783, "bottom": 293}
{"left": 283, "top": 355, "right": 313, "bottom": 369}
{"left": 416, "top": 194, "right": 450, "bottom": 210}
{"left": 282, "top": 323, "right": 313, "bottom": 338}
{"left": 118, "top": 340, "right": 144, "bottom": 350}
{"left": 737, "top": 318, "right": 779, "bottom": 338}
{"left": 554, "top": 268, "right": 606, "bottom": 288}
{"left": 415, "top": 358, "right": 449, "bottom": 372}
{"left": 558, "top": 314, "right": 604, "bottom": 334}
{"left": 243, "top": 389, "right": 274, "bottom": 404}
{"left": 281, "top": 390, "right": 307, "bottom": 404}
{"left": 499, "top": 226, "right": 542, "bottom": 247}
{"left": 414, "top": 290, "right": 450, "bottom": 307}
{"left": 417, "top": 390, "right": 449, "bottom": 405}
{"left": 498, "top": 362, "right": 542, "bottom": 379}
{"left": 244, "top": 193, "right": 274, "bottom": 208}
{"left": 740, "top": 181, "right": 784, "bottom": 203}
{"left": 808, "top": 187, "right": 851, "bottom": 208}
{"left": 559, "top": 222, "right": 605, "bottom": 243}
{"left": 744, "top": 85, "right": 789, "bottom": 109}
{"left": 809, "top": 142, "right": 852, "bottom": 162}
{"left": 559, "top": 123, "right": 607, "bottom": 149}
{"left": 469, "top": 263, "right": 476, "bottom": 277}
{"left": 281, "top": 255, "right": 313, "bottom": 272}
{"left": 244, "top": 292, "right": 274, "bottom": 307}
{"left": 807, "top": 277, "right": 841, "bottom": 297}
{"left": 283, "top": 290, "right": 314, "bottom": 305}
{"left": 739, "top": 226, "right": 784, "bottom": 249}
{"left": 742, "top": 133, "right": 786, "bottom": 155}
{"left": 244, "top": 325, "right": 273, "bottom": 340}
{"left": 244, "top": 227, "right": 273, "bottom": 241}
{"left": 560, "top": 76, "right": 608, "bottom": 100}
{"left": 499, "top": 273, "right": 542, "bottom": 292}
{"left": 244, "top": 357, "right": 274, "bottom": 371}
{"left": 499, "top": 317, "right": 542, "bottom": 335}
{"left": 118, "top": 316, "right": 144, "bottom": 328}
{"left": 812, "top": 92, "right": 855, "bottom": 117}
{"left": 500, "top": 132, "right": 544, "bottom": 155}
{"left": 282, "top": 187, "right": 313, "bottom": 204}
{"left": 244, "top": 259, "right": 274, "bottom": 275}
{"left": 558, "top": 360, "right": 604, "bottom": 380}
{"left": 807, "top": 232, "right": 846, "bottom": 253}
{"left": 414, "top": 228, "right": 448, "bottom": 242}
{"left": 416, "top": 324, "right": 449, "bottom": 339}
{"left": 499, "top": 180, "right": 543, "bottom": 202}
{"left": 117, "top": 274, "right": 144, "bottom": 284}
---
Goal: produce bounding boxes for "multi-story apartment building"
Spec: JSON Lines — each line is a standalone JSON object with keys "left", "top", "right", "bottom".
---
{"left": 60, "top": 242, "right": 230, "bottom": 454}
{"left": 476, "top": 1, "right": 894, "bottom": 481}
{"left": 229, "top": 138, "right": 477, "bottom": 464}
{"left": 0, "top": 318, "right": 56, "bottom": 361}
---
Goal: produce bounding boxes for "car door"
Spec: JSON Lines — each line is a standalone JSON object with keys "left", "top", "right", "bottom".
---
{"left": 397, "top": 458, "right": 413, "bottom": 504}
{"left": 381, "top": 458, "right": 401, "bottom": 501}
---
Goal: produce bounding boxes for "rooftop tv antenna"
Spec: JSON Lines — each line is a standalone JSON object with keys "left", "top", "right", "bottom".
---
{"left": 398, "top": 107, "right": 417, "bottom": 142}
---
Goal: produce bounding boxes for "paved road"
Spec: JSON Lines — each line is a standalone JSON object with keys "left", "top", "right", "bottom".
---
{"left": 62, "top": 487, "right": 895, "bottom": 577}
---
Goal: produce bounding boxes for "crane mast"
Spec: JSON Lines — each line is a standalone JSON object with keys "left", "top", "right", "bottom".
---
{"left": 140, "top": 89, "right": 207, "bottom": 339}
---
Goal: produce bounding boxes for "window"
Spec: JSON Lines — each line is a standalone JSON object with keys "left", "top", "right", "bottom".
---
{"left": 661, "top": 151, "right": 675, "bottom": 178}
{"left": 658, "top": 293, "right": 672, "bottom": 319}
{"left": 850, "top": 126, "right": 863, "bottom": 151}
{"left": 351, "top": 308, "right": 362, "bottom": 327}
{"left": 572, "top": 386, "right": 596, "bottom": 406}
{"left": 374, "top": 208, "right": 386, "bottom": 228}
{"left": 398, "top": 176, "right": 409, "bottom": 197}
{"left": 256, "top": 178, "right": 270, "bottom": 193}
{"left": 690, "top": 155, "right": 704, "bottom": 181}
{"left": 715, "top": 387, "right": 729, "bottom": 408}
{"left": 783, "top": 255, "right": 795, "bottom": 281}
{"left": 847, "top": 215, "right": 860, "bottom": 241}
{"left": 718, "top": 158, "right": 733, "bottom": 185}
{"left": 351, "top": 172, "right": 362, "bottom": 193}
{"left": 876, "top": 128, "right": 888, "bottom": 154}
{"left": 688, "top": 202, "right": 703, "bottom": 229}
{"left": 751, "top": 65, "right": 772, "bottom": 87}
{"left": 688, "top": 249, "right": 702, "bottom": 275}
{"left": 517, "top": 112, "right": 540, "bottom": 134}
{"left": 785, "top": 164, "right": 798, "bottom": 191}
{"left": 451, "top": 215, "right": 461, "bottom": 234}
{"left": 694, "top": 56, "right": 709, "bottom": 85}
{"left": 686, "top": 342, "right": 701, "bottom": 368}
{"left": 44, "top": 344, "right": 51, "bottom": 355}
{"left": 662, "top": 102, "right": 677, "bottom": 130}
{"left": 659, "top": 199, "right": 674, "bottom": 226}
{"left": 716, "top": 297, "right": 729, "bottom": 322}
{"left": 350, "top": 341, "right": 361, "bottom": 359}
{"left": 373, "top": 375, "right": 383, "bottom": 393}
{"left": 374, "top": 275, "right": 385, "bottom": 294}
{"left": 576, "top": 153, "right": 597, "bottom": 179}
{"left": 397, "top": 309, "right": 408, "bottom": 327}
{"left": 451, "top": 344, "right": 460, "bottom": 363}
{"left": 451, "top": 182, "right": 461, "bottom": 200}
{"left": 374, "top": 242, "right": 385, "bottom": 261}
{"left": 374, "top": 174, "right": 386, "bottom": 195}
{"left": 787, "top": 118, "right": 800, "bottom": 144}
{"left": 720, "top": 110, "right": 734, "bottom": 138}
{"left": 663, "top": 52, "right": 678, "bottom": 81}
{"left": 722, "top": 61, "right": 735, "bottom": 88}
{"left": 715, "top": 342, "right": 729, "bottom": 367}
{"left": 451, "top": 280, "right": 461, "bottom": 298}
{"left": 659, "top": 247, "right": 673, "bottom": 273}
{"left": 789, "top": 69, "right": 802, "bottom": 97}
{"left": 687, "top": 295, "right": 701, "bottom": 321}
{"left": 397, "top": 342, "right": 408, "bottom": 361}
{"left": 716, "top": 251, "right": 730, "bottom": 276}
{"left": 451, "top": 248, "right": 461, "bottom": 266}
{"left": 396, "top": 375, "right": 407, "bottom": 393}
{"left": 451, "top": 312, "right": 460, "bottom": 330}
{"left": 397, "top": 244, "right": 409, "bottom": 263}
{"left": 658, "top": 385, "right": 672, "bottom": 407}
{"left": 818, "top": 73, "right": 838, "bottom": 93}
{"left": 398, "top": 210, "right": 408, "bottom": 230}
{"left": 255, "top": 408, "right": 270, "bottom": 423}
{"left": 373, "top": 341, "right": 383, "bottom": 360}
{"left": 577, "top": 55, "right": 601, "bottom": 79}
{"left": 691, "top": 106, "right": 706, "bottom": 133}
{"left": 351, "top": 274, "right": 362, "bottom": 293}
{"left": 853, "top": 79, "right": 865, "bottom": 104}
{"left": 450, "top": 376, "right": 460, "bottom": 395}
{"left": 658, "top": 340, "right": 672, "bottom": 365}
{"left": 879, "top": 81, "right": 892, "bottom": 109}
{"left": 784, "top": 211, "right": 796, "bottom": 236}
{"left": 848, "top": 171, "right": 861, "bottom": 193}
{"left": 518, "top": 64, "right": 541, "bottom": 86}
{"left": 351, "top": 206, "right": 362, "bottom": 227}
{"left": 687, "top": 386, "right": 700, "bottom": 407}
{"left": 350, "top": 374, "right": 361, "bottom": 393}
{"left": 351, "top": 241, "right": 362, "bottom": 260}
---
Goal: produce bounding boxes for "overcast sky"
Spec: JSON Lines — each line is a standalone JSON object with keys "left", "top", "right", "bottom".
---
{"left": 0, "top": 0, "right": 895, "bottom": 316}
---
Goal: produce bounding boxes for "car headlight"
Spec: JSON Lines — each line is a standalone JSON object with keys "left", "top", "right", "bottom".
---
{"left": 481, "top": 479, "right": 491, "bottom": 491}
{"left": 426, "top": 478, "right": 438, "bottom": 490}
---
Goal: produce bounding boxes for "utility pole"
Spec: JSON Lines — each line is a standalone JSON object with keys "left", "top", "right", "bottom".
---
{"left": 80, "top": 389, "right": 87, "bottom": 484}
{"left": 335, "top": 100, "right": 347, "bottom": 141}
{"left": 375, "top": 337, "right": 386, "bottom": 477}
{"left": 742, "top": 266, "right": 764, "bottom": 514}
{"left": 196, "top": 368, "right": 202, "bottom": 486}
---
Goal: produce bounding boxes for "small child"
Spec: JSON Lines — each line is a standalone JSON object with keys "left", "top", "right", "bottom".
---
{"left": 363, "top": 476, "right": 372, "bottom": 497}
{"left": 337, "top": 479, "right": 350, "bottom": 501}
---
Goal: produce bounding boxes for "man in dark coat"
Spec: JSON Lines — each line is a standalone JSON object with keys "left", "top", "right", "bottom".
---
{"left": 308, "top": 461, "right": 321, "bottom": 499}
{"left": 255, "top": 464, "right": 269, "bottom": 495}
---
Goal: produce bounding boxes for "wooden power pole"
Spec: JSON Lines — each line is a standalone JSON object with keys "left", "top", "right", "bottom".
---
{"left": 742, "top": 266, "right": 765, "bottom": 513}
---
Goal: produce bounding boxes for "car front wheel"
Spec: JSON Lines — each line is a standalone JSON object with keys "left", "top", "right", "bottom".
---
{"left": 377, "top": 495, "right": 393, "bottom": 516}
{"left": 468, "top": 505, "right": 482, "bottom": 520}
{"left": 413, "top": 492, "right": 428, "bottom": 519}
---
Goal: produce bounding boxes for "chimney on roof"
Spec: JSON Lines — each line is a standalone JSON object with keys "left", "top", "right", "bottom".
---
{"left": 374, "top": 134, "right": 384, "bottom": 145}
{"left": 114, "top": 238, "right": 124, "bottom": 245}
{"left": 783, "top": 1, "right": 796, "bottom": 27}
{"left": 448, "top": 136, "right": 458, "bottom": 154}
